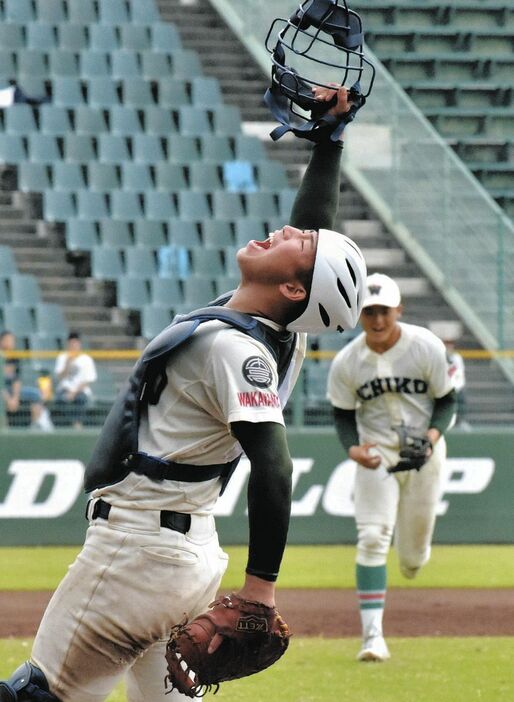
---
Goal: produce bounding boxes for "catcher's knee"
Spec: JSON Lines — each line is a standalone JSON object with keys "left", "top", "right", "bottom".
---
{"left": 0, "top": 662, "right": 60, "bottom": 702}
{"left": 356, "top": 523, "right": 393, "bottom": 567}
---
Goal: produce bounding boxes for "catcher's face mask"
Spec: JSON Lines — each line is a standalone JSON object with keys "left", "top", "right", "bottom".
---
{"left": 264, "top": 0, "right": 375, "bottom": 141}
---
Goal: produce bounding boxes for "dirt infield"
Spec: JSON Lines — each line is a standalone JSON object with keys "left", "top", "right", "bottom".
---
{"left": 1, "top": 589, "right": 513, "bottom": 638}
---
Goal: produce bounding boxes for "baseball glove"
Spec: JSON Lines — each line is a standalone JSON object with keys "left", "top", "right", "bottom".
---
{"left": 164, "top": 593, "right": 290, "bottom": 698}
{"left": 388, "top": 433, "right": 433, "bottom": 474}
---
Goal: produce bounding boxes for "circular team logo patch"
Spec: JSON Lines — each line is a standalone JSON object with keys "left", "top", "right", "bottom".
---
{"left": 242, "top": 356, "right": 273, "bottom": 388}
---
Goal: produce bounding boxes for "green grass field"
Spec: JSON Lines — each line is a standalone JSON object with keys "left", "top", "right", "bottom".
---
{"left": 2, "top": 544, "right": 513, "bottom": 590}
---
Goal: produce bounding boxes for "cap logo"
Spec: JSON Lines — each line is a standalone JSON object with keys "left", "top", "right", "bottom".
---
{"left": 368, "top": 284, "right": 381, "bottom": 295}
{"left": 242, "top": 356, "right": 273, "bottom": 388}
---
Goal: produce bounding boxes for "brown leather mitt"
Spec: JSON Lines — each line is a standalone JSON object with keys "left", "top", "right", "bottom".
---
{"left": 164, "top": 593, "right": 291, "bottom": 698}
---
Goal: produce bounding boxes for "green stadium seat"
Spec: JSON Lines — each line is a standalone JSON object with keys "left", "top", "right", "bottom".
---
{"left": 143, "top": 106, "right": 177, "bottom": 135}
{"left": 170, "top": 49, "right": 202, "bottom": 79}
{"left": 88, "top": 78, "right": 121, "bottom": 107}
{"left": 120, "top": 25, "right": 151, "bottom": 51}
{"left": 53, "top": 162, "right": 87, "bottom": 191}
{"left": 89, "top": 25, "right": 119, "bottom": 51}
{"left": 17, "top": 50, "right": 48, "bottom": 77}
{"left": 77, "top": 191, "right": 109, "bottom": 219}
{"left": 91, "top": 246, "right": 124, "bottom": 280}
{"left": 154, "top": 162, "right": 187, "bottom": 191}
{"left": 63, "top": 134, "right": 97, "bottom": 162}
{"left": 213, "top": 275, "right": 240, "bottom": 297}
{"left": 168, "top": 220, "right": 202, "bottom": 247}
{"left": 121, "top": 163, "right": 154, "bottom": 191}
{"left": 58, "top": 24, "right": 88, "bottom": 51}
{"left": 134, "top": 221, "right": 168, "bottom": 248}
{"left": 29, "top": 332, "right": 63, "bottom": 352}
{"left": 122, "top": 78, "right": 156, "bottom": 108}
{"left": 4, "top": 105, "right": 38, "bottom": 134}
{"left": 98, "top": 134, "right": 130, "bottom": 163}
{"left": 177, "top": 106, "right": 211, "bottom": 137}
{"left": 188, "top": 162, "right": 222, "bottom": 191}
{"left": 141, "top": 52, "right": 173, "bottom": 81}
{"left": 0, "top": 50, "right": 16, "bottom": 77}
{"left": 0, "top": 134, "right": 27, "bottom": 164}
{"left": 211, "top": 105, "right": 242, "bottom": 136}
{"left": 145, "top": 191, "right": 177, "bottom": 219}
{"left": 9, "top": 274, "right": 42, "bottom": 306}
{"left": 48, "top": 49, "right": 79, "bottom": 77}
{"left": 65, "top": 220, "right": 99, "bottom": 251}
{"left": 44, "top": 191, "right": 76, "bottom": 221}
{"left": 202, "top": 220, "right": 233, "bottom": 248}
{"left": 191, "top": 77, "right": 222, "bottom": 108}
{"left": 88, "top": 163, "right": 120, "bottom": 190}
{"left": 28, "top": 134, "right": 62, "bottom": 163}
{"left": 167, "top": 134, "right": 200, "bottom": 162}
{"left": 116, "top": 276, "right": 150, "bottom": 310}
{"left": 125, "top": 247, "right": 158, "bottom": 277}
{"left": 244, "top": 191, "right": 278, "bottom": 219}
{"left": 111, "top": 191, "right": 145, "bottom": 220}
{"left": 80, "top": 51, "right": 111, "bottom": 78}
{"left": 5, "top": 0, "right": 35, "bottom": 22}
{"left": 212, "top": 191, "right": 245, "bottom": 220}
{"left": 151, "top": 23, "right": 182, "bottom": 52}
{"left": 278, "top": 188, "right": 297, "bottom": 217}
{"left": 18, "top": 162, "right": 52, "bottom": 192}
{"left": 68, "top": 0, "right": 97, "bottom": 23}
{"left": 234, "top": 218, "right": 267, "bottom": 247}
{"left": 130, "top": 0, "right": 160, "bottom": 23}
{"left": 133, "top": 134, "right": 166, "bottom": 163}
{"left": 36, "top": 0, "right": 67, "bottom": 23}
{"left": 74, "top": 106, "right": 109, "bottom": 135}
{"left": 53, "top": 77, "right": 86, "bottom": 106}
{"left": 157, "top": 77, "right": 190, "bottom": 108}
{"left": 27, "top": 23, "right": 57, "bottom": 50}
{"left": 99, "top": 220, "right": 133, "bottom": 248}
{"left": 149, "top": 278, "right": 183, "bottom": 306}
{"left": 140, "top": 305, "right": 174, "bottom": 340}
{"left": 0, "top": 278, "right": 10, "bottom": 305}
{"left": 234, "top": 135, "right": 266, "bottom": 161}
{"left": 0, "top": 24, "right": 24, "bottom": 50}
{"left": 255, "top": 161, "right": 289, "bottom": 191}
{"left": 2, "top": 305, "right": 35, "bottom": 339}
{"left": 182, "top": 275, "right": 215, "bottom": 307}
{"left": 200, "top": 135, "right": 233, "bottom": 163}
{"left": 98, "top": 0, "right": 130, "bottom": 25}
{"left": 109, "top": 106, "right": 142, "bottom": 135}
{"left": 34, "top": 302, "right": 68, "bottom": 337}
{"left": 40, "top": 105, "right": 73, "bottom": 135}
{"left": 16, "top": 76, "right": 48, "bottom": 99}
{"left": 111, "top": 50, "right": 141, "bottom": 79}
{"left": 176, "top": 191, "right": 210, "bottom": 221}
{"left": 0, "top": 246, "right": 18, "bottom": 275}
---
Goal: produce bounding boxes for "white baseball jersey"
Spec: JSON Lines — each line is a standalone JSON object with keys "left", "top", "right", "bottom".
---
{"left": 93, "top": 319, "right": 306, "bottom": 513}
{"left": 54, "top": 352, "right": 97, "bottom": 397}
{"left": 327, "top": 322, "right": 453, "bottom": 448}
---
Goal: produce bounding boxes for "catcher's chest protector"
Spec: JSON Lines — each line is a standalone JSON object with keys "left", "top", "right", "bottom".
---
{"left": 84, "top": 306, "right": 297, "bottom": 492}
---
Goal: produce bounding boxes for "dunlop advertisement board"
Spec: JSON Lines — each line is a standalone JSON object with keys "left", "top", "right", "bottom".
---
{"left": 0, "top": 430, "right": 512, "bottom": 545}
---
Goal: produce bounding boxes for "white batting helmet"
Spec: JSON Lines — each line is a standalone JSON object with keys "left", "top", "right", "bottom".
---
{"left": 287, "top": 228, "right": 367, "bottom": 334}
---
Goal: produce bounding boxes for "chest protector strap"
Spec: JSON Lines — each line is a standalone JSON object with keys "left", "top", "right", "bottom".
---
{"left": 84, "top": 306, "right": 297, "bottom": 493}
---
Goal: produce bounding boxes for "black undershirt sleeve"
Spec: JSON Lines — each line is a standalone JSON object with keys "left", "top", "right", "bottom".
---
{"left": 289, "top": 141, "right": 343, "bottom": 231}
{"left": 230, "top": 420, "right": 293, "bottom": 582}
{"left": 430, "top": 389, "right": 457, "bottom": 435}
{"left": 333, "top": 407, "right": 359, "bottom": 452}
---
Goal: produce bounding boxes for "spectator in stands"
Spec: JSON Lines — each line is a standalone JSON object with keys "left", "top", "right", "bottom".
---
{"left": 0, "top": 79, "right": 49, "bottom": 107}
{"left": 54, "top": 332, "right": 97, "bottom": 429}
{"left": 0, "top": 330, "right": 53, "bottom": 431}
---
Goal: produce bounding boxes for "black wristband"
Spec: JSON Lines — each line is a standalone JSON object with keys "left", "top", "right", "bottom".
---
{"left": 245, "top": 566, "right": 278, "bottom": 582}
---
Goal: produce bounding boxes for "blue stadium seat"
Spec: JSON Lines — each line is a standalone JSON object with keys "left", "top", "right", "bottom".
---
{"left": 190, "top": 248, "right": 224, "bottom": 276}
{"left": 109, "top": 106, "right": 142, "bottom": 135}
{"left": 245, "top": 192, "right": 279, "bottom": 219}
{"left": 182, "top": 276, "right": 215, "bottom": 307}
{"left": 256, "top": 161, "right": 289, "bottom": 191}
{"left": 0, "top": 278, "right": 10, "bottom": 305}
{"left": 234, "top": 218, "right": 267, "bottom": 247}
{"left": 121, "top": 163, "right": 154, "bottom": 191}
{"left": 278, "top": 189, "right": 297, "bottom": 217}
{"left": 74, "top": 106, "right": 109, "bottom": 135}
{"left": 234, "top": 135, "right": 266, "bottom": 161}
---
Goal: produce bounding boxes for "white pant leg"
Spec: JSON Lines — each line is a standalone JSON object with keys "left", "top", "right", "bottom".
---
{"left": 394, "top": 437, "right": 446, "bottom": 576}
{"left": 31, "top": 508, "right": 227, "bottom": 702}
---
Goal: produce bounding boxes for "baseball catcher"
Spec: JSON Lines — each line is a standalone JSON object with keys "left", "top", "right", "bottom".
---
{"left": 165, "top": 594, "right": 290, "bottom": 697}
{"left": 388, "top": 426, "right": 433, "bottom": 473}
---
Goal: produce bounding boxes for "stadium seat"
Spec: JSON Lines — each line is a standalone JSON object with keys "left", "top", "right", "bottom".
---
{"left": 98, "top": 0, "right": 130, "bottom": 25}
{"left": 18, "top": 163, "right": 52, "bottom": 192}
{"left": 213, "top": 275, "right": 240, "bottom": 297}
{"left": 74, "top": 106, "right": 109, "bottom": 135}
{"left": 88, "top": 163, "right": 120, "bottom": 190}
{"left": 77, "top": 190, "right": 109, "bottom": 220}
{"left": 125, "top": 247, "right": 158, "bottom": 277}
{"left": 200, "top": 135, "right": 233, "bottom": 163}
{"left": 223, "top": 161, "right": 256, "bottom": 193}
{"left": 91, "top": 247, "right": 124, "bottom": 280}
{"left": 1, "top": 305, "right": 35, "bottom": 339}
{"left": 34, "top": 303, "right": 68, "bottom": 337}
{"left": 98, "top": 134, "right": 131, "bottom": 163}
{"left": 99, "top": 220, "right": 133, "bottom": 248}
{"left": 0, "top": 279, "right": 10, "bottom": 305}
{"left": 28, "top": 134, "right": 62, "bottom": 163}
{"left": 0, "top": 134, "right": 27, "bottom": 163}
{"left": 9, "top": 274, "right": 41, "bottom": 306}
{"left": 234, "top": 135, "right": 266, "bottom": 161}
{"left": 256, "top": 161, "right": 289, "bottom": 191}
{"left": 58, "top": 24, "right": 89, "bottom": 51}
{"left": 5, "top": 0, "right": 35, "bottom": 22}
{"left": 49, "top": 49, "right": 79, "bottom": 77}
{"left": 0, "top": 24, "right": 24, "bottom": 50}
{"left": 244, "top": 191, "right": 279, "bottom": 219}
{"left": 145, "top": 192, "right": 178, "bottom": 219}
{"left": 167, "top": 134, "right": 201, "bottom": 162}
{"left": 4, "top": 105, "right": 38, "bottom": 135}
{"left": 68, "top": 0, "right": 97, "bottom": 23}
{"left": 151, "top": 24, "right": 182, "bottom": 52}
{"left": 111, "top": 191, "right": 144, "bottom": 220}
{"left": 65, "top": 220, "right": 99, "bottom": 251}
{"left": 168, "top": 220, "right": 202, "bottom": 247}
{"left": 170, "top": 49, "right": 202, "bottom": 79}
{"left": 191, "top": 77, "right": 222, "bottom": 107}
{"left": 131, "top": 0, "right": 160, "bottom": 23}
{"left": 63, "top": 134, "right": 97, "bottom": 162}
{"left": 121, "top": 163, "right": 154, "bottom": 191}
{"left": 278, "top": 189, "right": 297, "bottom": 217}
{"left": 149, "top": 278, "right": 183, "bottom": 306}
{"left": 18, "top": 50, "right": 48, "bottom": 78}
{"left": 176, "top": 191, "right": 211, "bottom": 221}
{"left": 190, "top": 248, "right": 225, "bottom": 276}
{"left": 202, "top": 221, "right": 234, "bottom": 248}
{"left": 133, "top": 134, "right": 166, "bottom": 163}
{"left": 154, "top": 162, "right": 188, "bottom": 191}
{"left": 53, "top": 77, "right": 86, "bottom": 107}
{"left": 211, "top": 105, "right": 242, "bottom": 136}
{"left": 141, "top": 52, "right": 173, "bottom": 81}
{"left": 234, "top": 218, "right": 267, "bottom": 247}
{"left": 134, "top": 221, "right": 168, "bottom": 249}
{"left": 116, "top": 277, "right": 150, "bottom": 310}
{"left": 111, "top": 50, "right": 141, "bottom": 79}
{"left": 140, "top": 305, "right": 174, "bottom": 340}
{"left": 36, "top": 0, "right": 67, "bottom": 23}
{"left": 53, "top": 163, "right": 87, "bottom": 191}
{"left": 212, "top": 191, "right": 245, "bottom": 220}
{"left": 144, "top": 106, "right": 177, "bottom": 136}
{"left": 182, "top": 276, "right": 215, "bottom": 307}
{"left": 88, "top": 78, "right": 121, "bottom": 108}
{"left": 157, "top": 77, "right": 190, "bottom": 108}
{"left": 80, "top": 51, "right": 111, "bottom": 79}
{"left": 120, "top": 25, "right": 151, "bottom": 51}
{"left": 89, "top": 25, "right": 119, "bottom": 51}
{"left": 0, "top": 50, "right": 16, "bottom": 77}
{"left": 27, "top": 23, "right": 57, "bottom": 50}
{"left": 109, "top": 106, "right": 142, "bottom": 135}
{"left": 189, "top": 162, "right": 223, "bottom": 191}
{"left": 40, "top": 105, "right": 73, "bottom": 135}
{"left": 177, "top": 106, "right": 211, "bottom": 137}
{"left": 122, "top": 78, "right": 156, "bottom": 108}
{"left": 0, "top": 246, "right": 18, "bottom": 276}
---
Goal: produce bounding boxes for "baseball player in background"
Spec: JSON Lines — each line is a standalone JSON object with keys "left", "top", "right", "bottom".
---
{"left": 327, "top": 273, "right": 457, "bottom": 662}
{"left": 0, "top": 87, "right": 367, "bottom": 702}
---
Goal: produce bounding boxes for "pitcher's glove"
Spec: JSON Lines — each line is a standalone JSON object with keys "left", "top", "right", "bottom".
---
{"left": 164, "top": 593, "right": 290, "bottom": 698}
{"left": 388, "top": 435, "right": 433, "bottom": 473}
